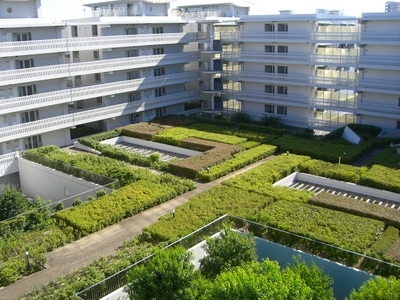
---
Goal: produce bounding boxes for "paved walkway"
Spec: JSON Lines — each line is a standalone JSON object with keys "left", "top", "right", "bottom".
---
{"left": 0, "top": 156, "right": 276, "bottom": 300}
{"left": 352, "top": 148, "right": 385, "bottom": 167}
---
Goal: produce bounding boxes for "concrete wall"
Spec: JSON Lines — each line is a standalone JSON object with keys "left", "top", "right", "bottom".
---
{"left": 274, "top": 172, "right": 400, "bottom": 203}
{"left": 18, "top": 157, "right": 106, "bottom": 202}
{"left": 342, "top": 125, "right": 362, "bottom": 144}
{"left": 100, "top": 136, "right": 202, "bottom": 156}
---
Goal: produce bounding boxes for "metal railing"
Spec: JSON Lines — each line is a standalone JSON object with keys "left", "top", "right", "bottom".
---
{"left": 223, "top": 71, "right": 357, "bottom": 88}
{"left": 0, "top": 33, "right": 196, "bottom": 58}
{"left": 358, "top": 78, "right": 400, "bottom": 92}
{"left": 0, "top": 89, "right": 198, "bottom": 143}
{"left": 0, "top": 71, "right": 198, "bottom": 115}
{"left": 0, "top": 52, "right": 198, "bottom": 86}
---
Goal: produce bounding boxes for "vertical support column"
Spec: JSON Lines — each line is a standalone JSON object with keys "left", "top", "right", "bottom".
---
{"left": 209, "top": 24, "right": 215, "bottom": 110}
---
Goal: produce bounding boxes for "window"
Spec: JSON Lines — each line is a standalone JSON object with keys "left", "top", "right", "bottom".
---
{"left": 277, "top": 46, "right": 288, "bottom": 53}
{"left": 125, "top": 28, "right": 137, "bottom": 35}
{"left": 73, "top": 51, "right": 79, "bottom": 62}
{"left": 277, "top": 106, "right": 287, "bottom": 115}
{"left": 93, "top": 51, "right": 100, "bottom": 60}
{"left": 74, "top": 75, "right": 82, "bottom": 86}
{"left": 264, "top": 104, "right": 274, "bottom": 113}
{"left": 265, "top": 85, "right": 275, "bottom": 94}
{"left": 66, "top": 78, "right": 73, "bottom": 88}
{"left": 21, "top": 110, "right": 39, "bottom": 123}
{"left": 126, "top": 49, "right": 138, "bottom": 57}
{"left": 153, "top": 67, "right": 165, "bottom": 76}
{"left": 92, "top": 25, "right": 98, "bottom": 36}
{"left": 152, "top": 27, "right": 164, "bottom": 34}
{"left": 15, "top": 59, "right": 34, "bottom": 69}
{"left": 155, "top": 87, "right": 166, "bottom": 97}
{"left": 265, "top": 24, "right": 275, "bottom": 32}
{"left": 397, "top": 121, "right": 400, "bottom": 130}
{"left": 277, "top": 86, "right": 288, "bottom": 95}
{"left": 18, "top": 85, "right": 36, "bottom": 97}
{"left": 277, "top": 66, "right": 288, "bottom": 74}
{"left": 94, "top": 73, "right": 101, "bottom": 83}
{"left": 277, "top": 23, "right": 288, "bottom": 32}
{"left": 156, "top": 107, "right": 167, "bottom": 117}
{"left": 96, "top": 97, "right": 102, "bottom": 105}
{"left": 24, "top": 135, "right": 42, "bottom": 150}
{"left": 265, "top": 65, "right": 275, "bottom": 73}
{"left": 71, "top": 26, "right": 78, "bottom": 37}
{"left": 153, "top": 47, "right": 164, "bottom": 55}
{"left": 128, "top": 93, "right": 137, "bottom": 102}
{"left": 265, "top": 45, "right": 275, "bottom": 53}
{"left": 128, "top": 71, "right": 137, "bottom": 80}
{"left": 13, "top": 32, "right": 31, "bottom": 41}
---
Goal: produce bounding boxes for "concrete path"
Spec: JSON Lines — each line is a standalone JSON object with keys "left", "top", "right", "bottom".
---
{"left": 0, "top": 156, "right": 276, "bottom": 300}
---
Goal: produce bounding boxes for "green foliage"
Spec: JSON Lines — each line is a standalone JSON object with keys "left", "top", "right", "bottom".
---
{"left": 310, "top": 192, "right": 400, "bottom": 230}
{"left": 72, "top": 197, "right": 82, "bottom": 207}
{"left": 368, "top": 147, "right": 400, "bottom": 169}
{"left": 95, "top": 189, "right": 106, "bottom": 199}
{"left": 149, "top": 152, "right": 160, "bottom": 163}
{"left": 55, "top": 179, "right": 194, "bottom": 237}
{"left": 0, "top": 185, "right": 30, "bottom": 221}
{"left": 289, "top": 256, "right": 335, "bottom": 300}
{"left": 254, "top": 201, "right": 385, "bottom": 264}
{"left": 360, "top": 165, "right": 400, "bottom": 193}
{"left": 197, "top": 145, "right": 277, "bottom": 182}
{"left": 347, "top": 276, "right": 400, "bottom": 300}
{"left": 199, "top": 229, "right": 257, "bottom": 280}
{"left": 125, "top": 246, "right": 198, "bottom": 300}
{"left": 53, "top": 202, "right": 64, "bottom": 212}
{"left": 272, "top": 135, "right": 370, "bottom": 164}
{"left": 347, "top": 124, "right": 382, "bottom": 140}
{"left": 368, "top": 227, "right": 399, "bottom": 258}
{"left": 260, "top": 115, "right": 284, "bottom": 128}
{"left": 206, "top": 260, "right": 313, "bottom": 300}
{"left": 230, "top": 111, "right": 252, "bottom": 124}
{"left": 299, "top": 159, "right": 363, "bottom": 182}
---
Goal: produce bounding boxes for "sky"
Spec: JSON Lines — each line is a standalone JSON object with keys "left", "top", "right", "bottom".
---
{"left": 40, "top": 0, "right": 390, "bottom": 20}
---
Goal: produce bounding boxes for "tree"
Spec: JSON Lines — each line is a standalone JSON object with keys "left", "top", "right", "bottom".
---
{"left": 199, "top": 228, "right": 257, "bottom": 280}
{"left": 124, "top": 246, "right": 198, "bottom": 300}
{"left": 0, "top": 185, "right": 29, "bottom": 221}
{"left": 289, "top": 256, "right": 335, "bottom": 300}
{"left": 346, "top": 276, "right": 400, "bottom": 300}
{"left": 205, "top": 259, "right": 313, "bottom": 300}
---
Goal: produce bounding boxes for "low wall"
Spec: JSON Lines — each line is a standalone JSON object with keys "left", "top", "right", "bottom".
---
{"left": 274, "top": 172, "right": 400, "bottom": 203}
{"left": 101, "top": 136, "right": 202, "bottom": 157}
{"left": 18, "top": 157, "right": 110, "bottom": 203}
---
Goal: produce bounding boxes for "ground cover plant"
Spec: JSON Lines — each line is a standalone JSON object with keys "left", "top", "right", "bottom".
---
{"left": 368, "top": 147, "right": 400, "bottom": 169}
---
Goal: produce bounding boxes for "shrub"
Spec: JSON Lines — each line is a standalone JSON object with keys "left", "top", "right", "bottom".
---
{"left": 230, "top": 111, "right": 252, "bottom": 124}
{"left": 369, "top": 227, "right": 399, "bottom": 258}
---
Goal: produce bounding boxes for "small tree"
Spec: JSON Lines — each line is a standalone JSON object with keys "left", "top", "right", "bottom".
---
{"left": 199, "top": 228, "right": 257, "bottom": 280}
{"left": 346, "top": 276, "right": 400, "bottom": 300}
{"left": 0, "top": 185, "right": 29, "bottom": 221}
{"left": 125, "top": 246, "right": 198, "bottom": 300}
{"left": 230, "top": 112, "right": 252, "bottom": 124}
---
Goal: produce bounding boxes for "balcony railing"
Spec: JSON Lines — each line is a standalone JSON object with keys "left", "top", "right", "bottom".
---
{"left": 360, "top": 33, "right": 400, "bottom": 45}
{"left": 222, "top": 51, "right": 358, "bottom": 66}
{"left": 223, "top": 71, "right": 357, "bottom": 88}
{"left": 91, "top": 7, "right": 142, "bottom": 17}
{"left": 358, "top": 78, "right": 400, "bottom": 93}
{"left": 0, "top": 71, "right": 198, "bottom": 115}
{"left": 0, "top": 33, "right": 196, "bottom": 58}
{"left": 357, "top": 102, "right": 400, "bottom": 117}
{"left": 358, "top": 55, "right": 400, "bottom": 69}
{"left": 0, "top": 52, "right": 198, "bottom": 86}
{"left": 224, "top": 89, "right": 356, "bottom": 110}
{"left": 0, "top": 90, "right": 198, "bottom": 143}
{"left": 220, "top": 32, "right": 359, "bottom": 43}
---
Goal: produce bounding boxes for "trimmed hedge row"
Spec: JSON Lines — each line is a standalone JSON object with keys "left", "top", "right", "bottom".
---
{"left": 309, "top": 192, "right": 400, "bottom": 230}
{"left": 197, "top": 145, "right": 277, "bottom": 182}
{"left": 360, "top": 165, "right": 400, "bottom": 193}
{"left": 368, "top": 147, "right": 400, "bottom": 170}
{"left": 222, "top": 154, "right": 311, "bottom": 193}
{"left": 368, "top": 227, "right": 399, "bottom": 258}
{"left": 253, "top": 200, "right": 385, "bottom": 265}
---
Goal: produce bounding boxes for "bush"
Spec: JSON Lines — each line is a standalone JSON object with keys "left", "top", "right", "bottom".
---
{"left": 369, "top": 227, "right": 399, "bottom": 258}
{"left": 230, "top": 111, "right": 252, "bottom": 124}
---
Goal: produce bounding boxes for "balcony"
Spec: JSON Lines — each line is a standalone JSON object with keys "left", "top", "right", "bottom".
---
{"left": 0, "top": 152, "right": 19, "bottom": 176}
{"left": 357, "top": 78, "right": 400, "bottom": 94}
{"left": 0, "top": 71, "right": 198, "bottom": 115}
{"left": 359, "top": 33, "right": 400, "bottom": 45}
{"left": 91, "top": 7, "right": 142, "bottom": 17}
{"left": 0, "top": 90, "right": 198, "bottom": 143}
{"left": 357, "top": 102, "right": 400, "bottom": 118}
{"left": 0, "top": 52, "right": 198, "bottom": 86}
{"left": 222, "top": 51, "right": 357, "bottom": 67}
{"left": 223, "top": 71, "right": 357, "bottom": 89}
{"left": 0, "top": 33, "right": 197, "bottom": 58}
{"left": 220, "top": 32, "right": 359, "bottom": 44}
{"left": 171, "top": 9, "right": 234, "bottom": 19}
{"left": 358, "top": 55, "right": 400, "bottom": 70}
{"left": 224, "top": 89, "right": 356, "bottom": 111}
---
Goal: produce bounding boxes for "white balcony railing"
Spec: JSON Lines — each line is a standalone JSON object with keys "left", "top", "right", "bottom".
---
{"left": 358, "top": 78, "right": 400, "bottom": 93}
{"left": 0, "top": 33, "right": 196, "bottom": 58}
{"left": 220, "top": 32, "right": 359, "bottom": 43}
{"left": 0, "top": 52, "right": 198, "bottom": 86}
{"left": 360, "top": 33, "right": 400, "bottom": 45}
{"left": 0, "top": 71, "right": 198, "bottom": 115}
{"left": 222, "top": 51, "right": 358, "bottom": 65}
{"left": 358, "top": 55, "right": 400, "bottom": 69}
{"left": 357, "top": 102, "right": 400, "bottom": 117}
{"left": 224, "top": 89, "right": 356, "bottom": 110}
{"left": 0, "top": 90, "right": 198, "bottom": 143}
{"left": 223, "top": 71, "right": 357, "bottom": 88}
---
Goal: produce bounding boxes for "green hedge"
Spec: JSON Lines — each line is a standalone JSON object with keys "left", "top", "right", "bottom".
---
{"left": 55, "top": 179, "right": 194, "bottom": 237}
{"left": 369, "top": 227, "right": 399, "bottom": 258}
{"left": 254, "top": 201, "right": 384, "bottom": 265}
{"left": 368, "top": 147, "right": 400, "bottom": 169}
{"left": 360, "top": 165, "right": 400, "bottom": 193}
{"left": 197, "top": 145, "right": 277, "bottom": 182}
{"left": 309, "top": 192, "right": 400, "bottom": 229}
{"left": 299, "top": 159, "right": 363, "bottom": 182}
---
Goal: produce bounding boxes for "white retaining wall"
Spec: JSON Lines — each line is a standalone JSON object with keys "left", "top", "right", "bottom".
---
{"left": 274, "top": 172, "right": 400, "bottom": 203}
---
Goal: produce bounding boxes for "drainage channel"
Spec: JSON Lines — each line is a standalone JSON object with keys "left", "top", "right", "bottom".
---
{"left": 289, "top": 181, "right": 400, "bottom": 210}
